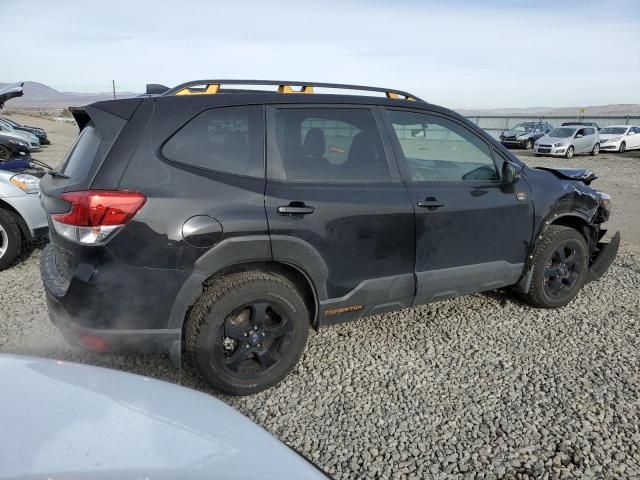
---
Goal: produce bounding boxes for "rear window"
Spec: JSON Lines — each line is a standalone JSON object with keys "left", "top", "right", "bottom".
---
{"left": 59, "top": 123, "right": 101, "bottom": 180}
{"left": 162, "top": 106, "right": 263, "bottom": 177}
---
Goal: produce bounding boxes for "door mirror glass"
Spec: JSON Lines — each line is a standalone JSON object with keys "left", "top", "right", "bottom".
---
{"left": 501, "top": 161, "right": 520, "bottom": 187}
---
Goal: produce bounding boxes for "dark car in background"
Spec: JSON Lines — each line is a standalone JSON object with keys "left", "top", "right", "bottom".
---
{"left": 0, "top": 116, "right": 50, "bottom": 145}
{"left": 0, "top": 132, "right": 30, "bottom": 160}
{"left": 40, "top": 80, "right": 619, "bottom": 396}
{"left": 500, "top": 121, "right": 553, "bottom": 149}
{"left": 562, "top": 121, "right": 600, "bottom": 131}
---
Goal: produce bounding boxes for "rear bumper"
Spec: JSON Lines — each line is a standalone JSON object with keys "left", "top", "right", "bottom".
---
{"left": 40, "top": 243, "right": 186, "bottom": 355}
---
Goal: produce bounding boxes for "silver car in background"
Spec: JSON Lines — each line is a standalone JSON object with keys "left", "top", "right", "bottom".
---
{"left": 534, "top": 126, "right": 600, "bottom": 158}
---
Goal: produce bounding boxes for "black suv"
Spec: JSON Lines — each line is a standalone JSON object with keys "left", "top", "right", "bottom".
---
{"left": 40, "top": 80, "right": 619, "bottom": 395}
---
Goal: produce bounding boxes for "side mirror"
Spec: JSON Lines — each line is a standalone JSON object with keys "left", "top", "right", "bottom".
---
{"left": 501, "top": 161, "right": 521, "bottom": 187}
{"left": 628, "top": 131, "right": 636, "bottom": 136}
{"left": 575, "top": 134, "right": 583, "bottom": 138}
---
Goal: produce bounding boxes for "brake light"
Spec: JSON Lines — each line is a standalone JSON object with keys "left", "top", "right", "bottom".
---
{"left": 52, "top": 190, "right": 146, "bottom": 244}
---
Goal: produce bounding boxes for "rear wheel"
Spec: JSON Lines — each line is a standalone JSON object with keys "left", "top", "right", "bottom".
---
{"left": 0, "top": 209, "right": 21, "bottom": 271}
{"left": 185, "top": 271, "right": 310, "bottom": 395}
{"left": 0, "top": 146, "right": 12, "bottom": 161}
{"left": 619, "top": 141, "right": 626, "bottom": 153}
{"left": 565, "top": 146, "right": 574, "bottom": 159}
{"left": 591, "top": 143, "right": 600, "bottom": 156}
{"left": 520, "top": 225, "right": 588, "bottom": 308}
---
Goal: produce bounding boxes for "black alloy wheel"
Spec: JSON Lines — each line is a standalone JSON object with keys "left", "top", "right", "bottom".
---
{"left": 216, "top": 301, "right": 293, "bottom": 377}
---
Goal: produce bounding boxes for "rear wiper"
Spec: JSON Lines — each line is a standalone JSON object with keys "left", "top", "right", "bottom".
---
{"left": 47, "top": 170, "right": 70, "bottom": 179}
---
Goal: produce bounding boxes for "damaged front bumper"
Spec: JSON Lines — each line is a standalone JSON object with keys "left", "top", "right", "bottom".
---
{"left": 586, "top": 231, "right": 620, "bottom": 283}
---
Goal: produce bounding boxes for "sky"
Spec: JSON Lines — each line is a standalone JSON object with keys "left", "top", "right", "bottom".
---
{"left": 2, "top": 0, "right": 639, "bottom": 109}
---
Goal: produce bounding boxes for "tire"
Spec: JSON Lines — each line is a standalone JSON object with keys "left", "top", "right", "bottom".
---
{"left": 0, "top": 146, "right": 12, "bottom": 161}
{"left": 520, "top": 225, "right": 589, "bottom": 308}
{"left": 185, "top": 271, "right": 310, "bottom": 395}
{"left": 0, "top": 209, "right": 22, "bottom": 271}
{"left": 619, "top": 142, "right": 626, "bottom": 153}
{"left": 590, "top": 143, "right": 600, "bottom": 156}
{"left": 525, "top": 139, "right": 534, "bottom": 150}
{"left": 565, "top": 146, "right": 574, "bottom": 159}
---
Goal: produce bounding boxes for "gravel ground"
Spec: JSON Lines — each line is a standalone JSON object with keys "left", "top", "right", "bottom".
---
{"left": 1, "top": 115, "right": 639, "bottom": 479}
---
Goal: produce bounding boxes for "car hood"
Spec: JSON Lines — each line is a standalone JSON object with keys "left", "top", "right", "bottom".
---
{"left": 534, "top": 167, "right": 597, "bottom": 185}
{"left": 503, "top": 130, "right": 532, "bottom": 137}
{"left": 0, "top": 82, "right": 24, "bottom": 108}
{"left": 0, "top": 355, "right": 328, "bottom": 480}
{"left": 537, "top": 136, "right": 571, "bottom": 144}
{"left": 0, "top": 130, "right": 30, "bottom": 143}
{"left": 599, "top": 133, "right": 623, "bottom": 141}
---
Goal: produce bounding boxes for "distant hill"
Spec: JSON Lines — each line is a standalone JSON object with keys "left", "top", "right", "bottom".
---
{"left": 0, "top": 81, "right": 138, "bottom": 108}
{"left": 457, "top": 104, "right": 640, "bottom": 116}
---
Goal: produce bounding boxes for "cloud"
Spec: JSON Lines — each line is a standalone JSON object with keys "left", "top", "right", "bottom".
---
{"left": 3, "top": 0, "right": 639, "bottom": 108}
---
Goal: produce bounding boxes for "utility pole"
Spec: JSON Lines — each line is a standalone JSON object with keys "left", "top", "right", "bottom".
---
{"left": 112, "top": 80, "right": 116, "bottom": 100}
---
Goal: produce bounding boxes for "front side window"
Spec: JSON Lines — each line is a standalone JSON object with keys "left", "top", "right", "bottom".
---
{"left": 386, "top": 110, "right": 498, "bottom": 182}
{"left": 162, "top": 106, "right": 263, "bottom": 177}
{"left": 273, "top": 108, "right": 390, "bottom": 181}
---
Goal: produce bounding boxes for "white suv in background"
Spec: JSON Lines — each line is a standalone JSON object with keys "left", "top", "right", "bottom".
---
{"left": 599, "top": 125, "right": 640, "bottom": 153}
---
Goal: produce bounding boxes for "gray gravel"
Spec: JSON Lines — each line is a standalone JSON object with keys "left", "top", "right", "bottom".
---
{"left": 1, "top": 118, "right": 640, "bottom": 478}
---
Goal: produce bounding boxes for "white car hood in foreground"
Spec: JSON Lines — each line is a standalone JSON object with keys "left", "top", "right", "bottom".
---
{"left": 0, "top": 355, "right": 328, "bottom": 480}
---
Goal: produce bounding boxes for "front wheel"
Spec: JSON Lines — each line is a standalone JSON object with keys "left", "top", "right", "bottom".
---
{"left": 0, "top": 209, "right": 21, "bottom": 271}
{"left": 591, "top": 143, "right": 600, "bottom": 156}
{"left": 619, "top": 141, "right": 626, "bottom": 153}
{"left": 520, "top": 225, "right": 589, "bottom": 308}
{"left": 185, "top": 271, "right": 310, "bottom": 395}
{"left": 565, "top": 146, "right": 574, "bottom": 159}
{"left": 525, "top": 139, "right": 534, "bottom": 150}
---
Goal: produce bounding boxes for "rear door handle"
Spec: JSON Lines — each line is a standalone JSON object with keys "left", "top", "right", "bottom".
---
{"left": 277, "top": 203, "right": 315, "bottom": 216}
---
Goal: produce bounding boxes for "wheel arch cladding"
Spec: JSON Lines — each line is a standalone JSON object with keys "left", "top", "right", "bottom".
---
{"left": 171, "top": 264, "right": 319, "bottom": 334}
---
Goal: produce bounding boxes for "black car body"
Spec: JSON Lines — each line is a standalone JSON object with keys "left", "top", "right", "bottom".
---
{"left": 500, "top": 121, "right": 554, "bottom": 149}
{"left": 0, "top": 132, "right": 30, "bottom": 160}
{"left": 0, "top": 117, "right": 49, "bottom": 145}
{"left": 561, "top": 121, "right": 601, "bottom": 131}
{"left": 39, "top": 80, "right": 619, "bottom": 395}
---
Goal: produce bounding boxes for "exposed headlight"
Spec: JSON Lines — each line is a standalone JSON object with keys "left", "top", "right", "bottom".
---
{"left": 597, "top": 191, "right": 612, "bottom": 214}
{"left": 10, "top": 174, "right": 40, "bottom": 194}
{"left": 553, "top": 142, "right": 566, "bottom": 147}
{"left": 517, "top": 134, "right": 528, "bottom": 140}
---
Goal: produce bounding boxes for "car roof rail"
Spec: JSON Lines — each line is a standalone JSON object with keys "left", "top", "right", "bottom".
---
{"left": 162, "top": 79, "right": 424, "bottom": 102}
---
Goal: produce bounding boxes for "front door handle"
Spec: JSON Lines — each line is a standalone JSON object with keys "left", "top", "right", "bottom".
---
{"left": 417, "top": 197, "right": 444, "bottom": 210}
{"left": 277, "top": 202, "right": 315, "bottom": 216}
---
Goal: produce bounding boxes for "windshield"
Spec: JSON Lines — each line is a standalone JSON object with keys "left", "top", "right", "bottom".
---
{"left": 599, "top": 127, "right": 627, "bottom": 135}
{"left": 548, "top": 127, "right": 576, "bottom": 138}
{"left": 510, "top": 123, "right": 534, "bottom": 132}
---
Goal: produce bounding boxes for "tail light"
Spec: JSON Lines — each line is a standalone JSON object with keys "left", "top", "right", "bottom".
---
{"left": 52, "top": 190, "right": 146, "bottom": 244}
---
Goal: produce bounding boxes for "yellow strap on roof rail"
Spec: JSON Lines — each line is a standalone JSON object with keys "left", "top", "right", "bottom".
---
{"left": 277, "top": 84, "right": 314, "bottom": 94}
{"left": 386, "top": 92, "right": 416, "bottom": 101}
{"left": 175, "top": 84, "right": 220, "bottom": 95}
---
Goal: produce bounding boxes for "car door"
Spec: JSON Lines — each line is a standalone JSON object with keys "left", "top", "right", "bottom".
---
{"left": 630, "top": 126, "right": 640, "bottom": 148}
{"left": 574, "top": 128, "right": 589, "bottom": 153}
{"left": 382, "top": 108, "right": 534, "bottom": 305}
{"left": 265, "top": 105, "right": 416, "bottom": 324}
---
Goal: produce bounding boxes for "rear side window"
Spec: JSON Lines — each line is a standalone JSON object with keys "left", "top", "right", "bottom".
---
{"left": 59, "top": 123, "right": 101, "bottom": 180}
{"left": 162, "top": 106, "right": 264, "bottom": 177}
{"left": 273, "top": 108, "right": 390, "bottom": 181}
